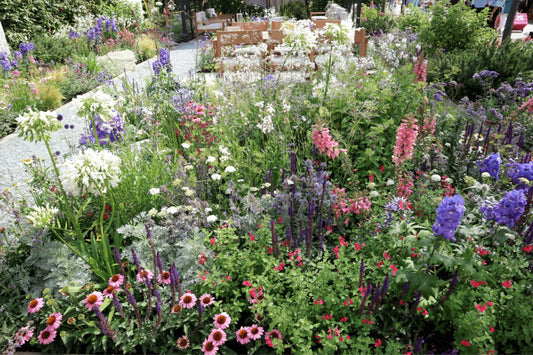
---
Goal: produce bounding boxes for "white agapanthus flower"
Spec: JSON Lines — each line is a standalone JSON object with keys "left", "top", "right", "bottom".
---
{"left": 77, "top": 90, "right": 120, "bottom": 122}
{"left": 149, "top": 188, "right": 160, "bottom": 195}
{"left": 211, "top": 173, "right": 222, "bottom": 181}
{"left": 60, "top": 148, "right": 121, "bottom": 196}
{"left": 26, "top": 204, "right": 59, "bottom": 229}
{"left": 16, "top": 109, "right": 62, "bottom": 143}
{"left": 207, "top": 215, "right": 218, "bottom": 223}
{"left": 257, "top": 115, "right": 274, "bottom": 134}
{"left": 219, "top": 146, "right": 231, "bottom": 156}
{"left": 225, "top": 166, "right": 236, "bottom": 173}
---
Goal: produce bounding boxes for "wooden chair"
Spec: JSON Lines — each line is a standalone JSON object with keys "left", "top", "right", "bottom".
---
{"left": 354, "top": 28, "right": 368, "bottom": 57}
{"left": 213, "top": 30, "right": 267, "bottom": 73}
{"left": 194, "top": 11, "right": 233, "bottom": 40}
{"left": 311, "top": 19, "right": 342, "bottom": 29}
{"left": 229, "top": 21, "right": 269, "bottom": 31}
{"left": 310, "top": 11, "right": 327, "bottom": 20}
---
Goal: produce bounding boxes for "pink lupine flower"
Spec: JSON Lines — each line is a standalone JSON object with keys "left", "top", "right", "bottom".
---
{"left": 313, "top": 123, "right": 347, "bottom": 160}
{"left": 392, "top": 115, "right": 419, "bottom": 167}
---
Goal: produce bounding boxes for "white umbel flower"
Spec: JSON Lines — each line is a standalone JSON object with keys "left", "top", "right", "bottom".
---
{"left": 206, "top": 215, "right": 218, "bottom": 223}
{"left": 224, "top": 166, "right": 236, "bottom": 173}
{"left": 26, "top": 204, "right": 59, "bottom": 229}
{"left": 60, "top": 148, "right": 121, "bottom": 196}
{"left": 16, "top": 109, "right": 62, "bottom": 143}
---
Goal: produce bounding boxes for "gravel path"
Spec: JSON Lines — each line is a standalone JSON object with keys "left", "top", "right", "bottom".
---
{"left": 0, "top": 40, "right": 197, "bottom": 225}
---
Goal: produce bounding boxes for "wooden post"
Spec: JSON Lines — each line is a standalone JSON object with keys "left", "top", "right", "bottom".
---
{"left": 354, "top": 28, "right": 368, "bottom": 57}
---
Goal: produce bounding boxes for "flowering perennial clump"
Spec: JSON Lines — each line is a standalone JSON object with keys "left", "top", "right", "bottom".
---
{"left": 152, "top": 48, "right": 172, "bottom": 75}
{"left": 313, "top": 122, "right": 347, "bottom": 160}
{"left": 77, "top": 90, "right": 120, "bottom": 122}
{"left": 16, "top": 110, "right": 62, "bottom": 143}
{"left": 506, "top": 161, "right": 533, "bottom": 188}
{"left": 392, "top": 115, "right": 419, "bottom": 167}
{"left": 59, "top": 148, "right": 122, "bottom": 196}
{"left": 481, "top": 189, "right": 526, "bottom": 228}
{"left": 432, "top": 195, "right": 466, "bottom": 242}
{"left": 478, "top": 152, "right": 502, "bottom": 180}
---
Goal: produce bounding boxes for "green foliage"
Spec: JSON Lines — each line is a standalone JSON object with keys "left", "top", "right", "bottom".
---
{"left": 280, "top": 1, "right": 309, "bottom": 20}
{"left": 0, "top": 0, "right": 109, "bottom": 46}
{"left": 35, "top": 84, "right": 64, "bottom": 111}
{"left": 360, "top": 5, "right": 397, "bottom": 34}
{"left": 397, "top": 4, "right": 430, "bottom": 33}
{"left": 309, "top": 0, "right": 344, "bottom": 12}
{"left": 203, "top": 0, "right": 262, "bottom": 16}
{"left": 427, "top": 39, "right": 533, "bottom": 100}
{"left": 417, "top": 2, "right": 496, "bottom": 56}
{"left": 32, "top": 36, "right": 90, "bottom": 64}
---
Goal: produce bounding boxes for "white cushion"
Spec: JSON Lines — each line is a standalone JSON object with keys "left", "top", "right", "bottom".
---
{"left": 196, "top": 11, "right": 208, "bottom": 22}
{"left": 198, "top": 23, "right": 223, "bottom": 30}
{"left": 207, "top": 8, "right": 217, "bottom": 17}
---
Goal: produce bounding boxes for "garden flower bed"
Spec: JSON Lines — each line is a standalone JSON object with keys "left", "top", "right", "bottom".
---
{"left": 1, "top": 2, "right": 533, "bottom": 354}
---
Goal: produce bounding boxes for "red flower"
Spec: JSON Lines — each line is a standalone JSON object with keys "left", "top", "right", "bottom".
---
{"left": 354, "top": 243, "right": 361, "bottom": 251}
{"left": 502, "top": 280, "right": 512, "bottom": 288}
{"left": 390, "top": 264, "right": 398, "bottom": 276}
{"left": 470, "top": 280, "right": 481, "bottom": 288}
{"left": 314, "top": 299, "right": 324, "bottom": 305}
{"left": 475, "top": 304, "right": 487, "bottom": 313}
{"left": 374, "top": 339, "right": 382, "bottom": 347}
{"left": 249, "top": 233, "right": 255, "bottom": 242}
{"left": 377, "top": 261, "right": 384, "bottom": 269}
{"left": 490, "top": 326, "right": 495, "bottom": 332}
{"left": 340, "top": 316, "right": 347, "bottom": 322}
{"left": 461, "top": 340, "right": 471, "bottom": 347}
{"left": 383, "top": 252, "right": 390, "bottom": 260}
{"left": 242, "top": 280, "right": 252, "bottom": 287}
{"left": 523, "top": 245, "right": 532, "bottom": 253}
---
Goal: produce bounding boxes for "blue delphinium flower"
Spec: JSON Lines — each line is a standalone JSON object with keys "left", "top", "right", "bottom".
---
{"left": 152, "top": 48, "right": 172, "bottom": 75}
{"left": 506, "top": 161, "right": 533, "bottom": 189}
{"left": 432, "top": 195, "right": 466, "bottom": 242}
{"left": 80, "top": 114, "right": 124, "bottom": 146}
{"left": 481, "top": 189, "right": 526, "bottom": 228}
{"left": 0, "top": 52, "right": 11, "bottom": 72}
{"left": 477, "top": 152, "right": 502, "bottom": 180}
{"left": 105, "top": 18, "right": 118, "bottom": 33}
{"left": 69, "top": 31, "right": 80, "bottom": 39}
{"left": 19, "top": 42, "right": 34, "bottom": 56}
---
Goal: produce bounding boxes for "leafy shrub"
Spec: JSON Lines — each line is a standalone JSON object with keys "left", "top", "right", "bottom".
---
{"left": 397, "top": 4, "right": 430, "bottom": 33}
{"left": 32, "top": 36, "right": 90, "bottom": 64}
{"left": 417, "top": 2, "right": 496, "bottom": 55}
{"left": 360, "top": 6, "right": 397, "bottom": 35}
{"left": 309, "top": 0, "right": 344, "bottom": 12}
{"left": 281, "top": 1, "right": 309, "bottom": 20}
{"left": 0, "top": 0, "right": 108, "bottom": 46}
{"left": 427, "top": 39, "right": 533, "bottom": 100}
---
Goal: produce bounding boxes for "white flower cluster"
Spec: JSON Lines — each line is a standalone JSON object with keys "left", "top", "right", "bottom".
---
{"left": 281, "top": 20, "right": 318, "bottom": 55}
{"left": 60, "top": 148, "right": 122, "bottom": 196}
{"left": 77, "top": 90, "right": 120, "bottom": 122}
{"left": 321, "top": 22, "right": 353, "bottom": 47}
{"left": 16, "top": 109, "right": 62, "bottom": 143}
{"left": 26, "top": 204, "right": 59, "bottom": 229}
{"left": 257, "top": 102, "right": 276, "bottom": 134}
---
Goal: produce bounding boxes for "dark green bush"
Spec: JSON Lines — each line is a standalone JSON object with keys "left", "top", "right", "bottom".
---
{"left": 32, "top": 36, "right": 90, "bottom": 64}
{"left": 360, "top": 5, "right": 397, "bottom": 34}
{"left": 427, "top": 39, "right": 533, "bottom": 100}
{"left": 281, "top": 1, "right": 309, "bottom": 19}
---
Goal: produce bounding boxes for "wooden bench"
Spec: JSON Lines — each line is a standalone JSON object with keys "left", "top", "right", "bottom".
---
{"left": 311, "top": 19, "right": 342, "bottom": 29}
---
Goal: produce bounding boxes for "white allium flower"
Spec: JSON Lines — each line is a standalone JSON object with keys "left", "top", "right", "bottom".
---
{"left": 211, "top": 173, "right": 222, "bottom": 181}
{"left": 149, "top": 188, "right": 160, "bottom": 195}
{"left": 431, "top": 174, "right": 441, "bottom": 182}
{"left": 370, "top": 191, "right": 379, "bottom": 198}
{"left": 182, "top": 142, "right": 191, "bottom": 149}
{"left": 16, "top": 109, "right": 62, "bottom": 142}
{"left": 205, "top": 207, "right": 212, "bottom": 213}
{"left": 386, "top": 179, "right": 395, "bottom": 186}
{"left": 60, "top": 148, "right": 121, "bottom": 196}
{"left": 26, "top": 204, "right": 59, "bottom": 229}
{"left": 148, "top": 208, "right": 158, "bottom": 217}
{"left": 207, "top": 215, "right": 218, "bottom": 223}
{"left": 481, "top": 172, "right": 491, "bottom": 179}
{"left": 225, "top": 166, "right": 236, "bottom": 173}
{"left": 206, "top": 156, "right": 216, "bottom": 163}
